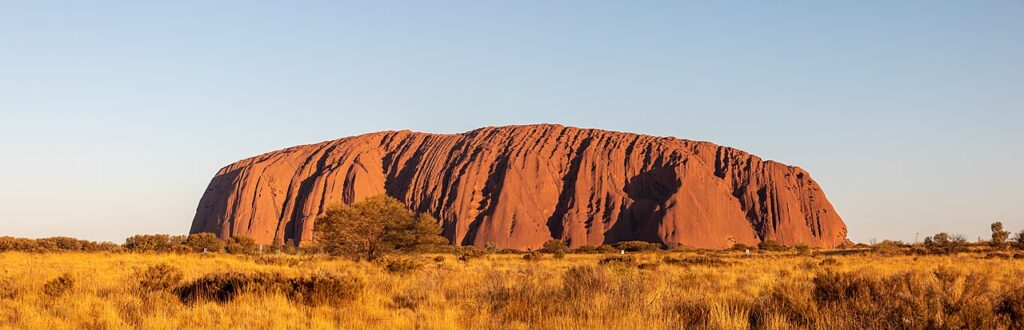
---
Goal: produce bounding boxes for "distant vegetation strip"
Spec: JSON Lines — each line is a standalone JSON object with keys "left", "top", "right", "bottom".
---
{"left": 3, "top": 196, "right": 1020, "bottom": 258}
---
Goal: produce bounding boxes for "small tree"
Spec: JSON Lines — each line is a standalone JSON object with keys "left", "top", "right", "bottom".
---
{"left": 923, "top": 232, "right": 967, "bottom": 254}
{"left": 313, "top": 195, "right": 446, "bottom": 260}
{"left": 225, "top": 236, "right": 258, "bottom": 254}
{"left": 185, "top": 233, "right": 225, "bottom": 253}
{"left": 991, "top": 222, "right": 1010, "bottom": 248}
{"left": 1014, "top": 230, "right": 1024, "bottom": 250}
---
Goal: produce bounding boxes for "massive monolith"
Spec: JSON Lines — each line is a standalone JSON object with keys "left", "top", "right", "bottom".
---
{"left": 191, "top": 124, "right": 847, "bottom": 249}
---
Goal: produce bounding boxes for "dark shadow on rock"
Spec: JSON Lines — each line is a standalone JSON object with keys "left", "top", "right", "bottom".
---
{"left": 604, "top": 163, "right": 680, "bottom": 245}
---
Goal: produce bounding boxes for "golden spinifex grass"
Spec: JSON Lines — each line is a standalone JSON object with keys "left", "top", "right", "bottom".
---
{"left": 1, "top": 251, "right": 1023, "bottom": 329}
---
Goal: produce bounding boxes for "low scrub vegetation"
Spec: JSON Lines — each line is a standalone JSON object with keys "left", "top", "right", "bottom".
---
{"left": 5, "top": 219, "right": 1024, "bottom": 327}
{"left": 2, "top": 250, "right": 1024, "bottom": 328}
{"left": 175, "top": 271, "right": 364, "bottom": 306}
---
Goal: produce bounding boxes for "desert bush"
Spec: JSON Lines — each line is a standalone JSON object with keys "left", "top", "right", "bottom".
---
{"left": 225, "top": 236, "right": 259, "bottom": 255}
{"left": 289, "top": 272, "right": 366, "bottom": 306}
{"left": 432, "top": 255, "right": 445, "bottom": 263}
{"left": 391, "top": 289, "right": 429, "bottom": 310}
{"left": 379, "top": 257, "right": 423, "bottom": 274}
{"left": 184, "top": 233, "right": 225, "bottom": 253}
{"left": 571, "top": 244, "right": 616, "bottom": 254}
{"left": 483, "top": 242, "right": 499, "bottom": 254}
{"left": 985, "top": 251, "right": 1013, "bottom": 259}
{"left": 176, "top": 271, "right": 363, "bottom": 306}
{"left": 571, "top": 245, "right": 598, "bottom": 254}
{"left": 818, "top": 257, "right": 839, "bottom": 266}
{"left": 0, "top": 236, "right": 41, "bottom": 252}
{"left": 456, "top": 246, "right": 486, "bottom": 262}
{"left": 91, "top": 241, "right": 124, "bottom": 252}
{"left": 751, "top": 278, "right": 817, "bottom": 327}
{"left": 539, "top": 240, "right": 569, "bottom": 254}
{"left": 0, "top": 236, "right": 124, "bottom": 253}
{"left": 42, "top": 273, "right": 75, "bottom": 298}
{"left": 923, "top": 232, "right": 968, "bottom": 254}
{"left": 637, "top": 262, "right": 660, "bottom": 270}
{"left": 806, "top": 268, "right": 1002, "bottom": 328}
{"left": 612, "top": 240, "right": 662, "bottom": 252}
{"left": 730, "top": 243, "right": 753, "bottom": 251}
{"left": 663, "top": 255, "right": 731, "bottom": 267}
{"left": 254, "top": 255, "right": 302, "bottom": 266}
{"left": 996, "top": 288, "right": 1024, "bottom": 329}
{"left": 562, "top": 265, "right": 609, "bottom": 302}
{"left": 991, "top": 221, "right": 1010, "bottom": 248}
{"left": 0, "top": 277, "right": 18, "bottom": 299}
{"left": 597, "top": 255, "right": 637, "bottom": 268}
{"left": 176, "top": 272, "right": 259, "bottom": 304}
{"left": 137, "top": 264, "right": 184, "bottom": 294}
{"left": 758, "top": 240, "right": 787, "bottom": 252}
{"left": 872, "top": 240, "right": 904, "bottom": 256}
{"left": 794, "top": 244, "right": 811, "bottom": 255}
{"left": 37, "top": 237, "right": 83, "bottom": 251}
{"left": 124, "top": 234, "right": 176, "bottom": 252}
{"left": 522, "top": 251, "right": 542, "bottom": 261}
{"left": 480, "top": 270, "right": 556, "bottom": 324}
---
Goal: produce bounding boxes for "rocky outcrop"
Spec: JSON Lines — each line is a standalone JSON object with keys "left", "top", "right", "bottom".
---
{"left": 190, "top": 124, "right": 847, "bottom": 249}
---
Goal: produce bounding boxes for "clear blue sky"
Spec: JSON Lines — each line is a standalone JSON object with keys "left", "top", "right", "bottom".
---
{"left": 1, "top": 1, "right": 1021, "bottom": 244}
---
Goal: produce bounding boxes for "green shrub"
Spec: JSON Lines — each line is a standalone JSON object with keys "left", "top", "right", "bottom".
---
{"left": 612, "top": 241, "right": 662, "bottom": 252}
{"left": 758, "top": 240, "right": 787, "bottom": 252}
{"left": 795, "top": 244, "right": 811, "bottom": 255}
{"left": 312, "top": 196, "right": 446, "bottom": 260}
{"left": 185, "top": 233, "right": 225, "bottom": 253}
{"left": 225, "top": 236, "right": 259, "bottom": 255}
{"left": 540, "top": 240, "right": 569, "bottom": 254}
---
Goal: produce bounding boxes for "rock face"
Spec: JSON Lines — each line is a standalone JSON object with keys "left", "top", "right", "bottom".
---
{"left": 191, "top": 124, "right": 847, "bottom": 249}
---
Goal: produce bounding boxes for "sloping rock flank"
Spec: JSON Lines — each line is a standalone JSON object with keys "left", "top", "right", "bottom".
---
{"left": 191, "top": 125, "right": 847, "bottom": 249}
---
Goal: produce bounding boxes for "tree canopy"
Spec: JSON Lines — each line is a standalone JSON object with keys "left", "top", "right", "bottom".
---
{"left": 313, "top": 195, "right": 447, "bottom": 260}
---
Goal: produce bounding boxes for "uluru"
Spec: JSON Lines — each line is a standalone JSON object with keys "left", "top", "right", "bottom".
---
{"left": 190, "top": 124, "right": 847, "bottom": 249}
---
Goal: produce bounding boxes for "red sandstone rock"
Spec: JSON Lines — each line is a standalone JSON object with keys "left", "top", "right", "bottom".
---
{"left": 190, "top": 124, "right": 848, "bottom": 249}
